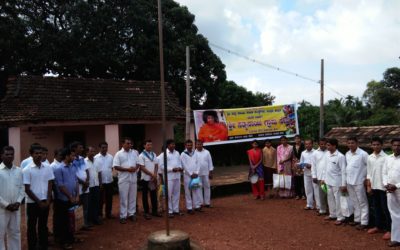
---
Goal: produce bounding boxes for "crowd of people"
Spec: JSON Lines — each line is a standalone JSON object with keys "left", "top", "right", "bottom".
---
{"left": 0, "top": 138, "right": 214, "bottom": 250}
{"left": 247, "top": 135, "right": 400, "bottom": 248}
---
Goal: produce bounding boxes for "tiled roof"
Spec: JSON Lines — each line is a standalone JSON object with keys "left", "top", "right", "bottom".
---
{"left": 325, "top": 125, "right": 400, "bottom": 148}
{"left": 0, "top": 76, "right": 185, "bottom": 125}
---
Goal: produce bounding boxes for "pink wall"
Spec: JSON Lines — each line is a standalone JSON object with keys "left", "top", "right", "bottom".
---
{"left": 105, "top": 124, "right": 120, "bottom": 156}
{"left": 8, "top": 127, "right": 21, "bottom": 165}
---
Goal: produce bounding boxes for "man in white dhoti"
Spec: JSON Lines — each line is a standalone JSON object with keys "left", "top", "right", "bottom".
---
{"left": 312, "top": 138, "right": 328, "bottom": 215}
{"left": 299, "top": 139, "right": 315, "bottom": 210}
{"left": 181, "top": 140, "right": 203, "bottom": 214}
{"left": 321, "top": 138, "right": 347, "bottom": 225}
{"left": 345, "top": 137, "right": 369, "bottom": 230}
{"left": 383, "top": 138, "right": 400, "bottom": 247}
{"left": 195, "top": 140, "right": 214, "bottom": 208}
{"left": 158, "top": 139, "right": 183, "bottom": 218}
{"left": 113, "top": 138, "right": 139, "bottom": 224}
{"left": 0, "top": 146, "right": 24, "bottom": 250}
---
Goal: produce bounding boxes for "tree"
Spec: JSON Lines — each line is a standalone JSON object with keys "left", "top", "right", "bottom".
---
{"left": 0, "top": 0, "right": 273, "bottom": 109}
{"left": 382, "top": 67, "right": 400, "bottom": 90}
{"left": 297, "top": 100, "right": 319, "bottom": 140}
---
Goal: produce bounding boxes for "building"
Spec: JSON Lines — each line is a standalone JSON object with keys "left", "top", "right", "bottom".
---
{"left": 0, "top": 76, "right": 185, "bottom": 164}
{"left": 324, "top": 125, "right": 400, "bottom": 149}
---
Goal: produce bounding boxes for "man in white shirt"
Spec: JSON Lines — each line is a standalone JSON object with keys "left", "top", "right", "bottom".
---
{"left": 86, "top": 146, "right": 103, "bottom": 225}
{"left": 21, "top": 143, "right": 41, "bottom": 169}
{"left": 366, "top": 137, "right": 391, "bottom": 240}
{"left": 312, "top": 138, "right": 328, "bottom": 215}
{"left": 50, "top": 148, "right": 63, "bottom": 241}
{"left": 195, "top": 140, "right": 214, "bottom": 208}
{"left": 94, "top": 141, "right": 114, "bottom": 219}
{"left": 158, "top": 139, "right": 183, "bottom": 217}
{"left": 383, "top": 138, "right": 400, "bottom": 247}
{"left": 113, "top": 138, "right": 139, "bottom": 224}
{"left": 345, "top": 137, "right": 369, "bottom": 230}
{"left": 138, "top": 140, "right": 160, "bottom": 219}
{"left": 321, "top": 138, "right": 347, "bottom": 225}
{"left": 23, "top": 145, "right": 54, "bottom": 250}
{"left": 0, "top": 146, "right": 24, "bottom": 250}
{"left": 181, "top": 140, "right": 202, "bottom": 214}
{"left": 299, "top": 139, "right": 315, "bottom": 210}
{"left": 70, "top": 141, "right": 91, "bottom": 230}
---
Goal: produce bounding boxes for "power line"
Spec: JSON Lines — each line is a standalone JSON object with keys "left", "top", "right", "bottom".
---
{"left": 209, "top": 42, "right": 347, "bottom": 98}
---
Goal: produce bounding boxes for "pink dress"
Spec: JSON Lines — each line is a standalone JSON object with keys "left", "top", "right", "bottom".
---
{"left": 276, "top": 144, "right": 293, "bottom": 197}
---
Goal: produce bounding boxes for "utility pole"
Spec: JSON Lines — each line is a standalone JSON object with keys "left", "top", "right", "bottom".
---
{"left": 319, "top": 59, "right": 324, "bottom": 139}
{"left": 157, "top": 0, "right": 169, "bottom": 236}
{"left": 185, "top": 46, "right": 191, "bottom": 141}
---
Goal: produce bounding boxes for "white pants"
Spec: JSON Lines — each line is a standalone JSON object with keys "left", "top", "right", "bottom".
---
{"left": 118, "top": 181, "right": 137, "bottom": 218}
{"left": 347, "top": 184, "right": 369, "bottom": 225}
{"left": 388, "top": 190, "right": 400, "bottom": 242}
{"left": 340, "top": 194, "right": 353, "bottom": 217}
{"left": 199, "top": 175, "right": 211, "bottom": 206}
{"left": 304, "top": 175, "right": 314, "bottom": 208}
{"left": 168, "top": 178, "right": 181, "bottom": 214}
{"left": 183, "top": 175, "right": 202, "bottom": 210}
{"left": 327, "top": 185, "right": 344, "bottom": 221}
{"left": 317, "top": 181, "right": 327, "bottom": 213}
{"left": 0, "top": 209, "right": 21, "bottom": 250}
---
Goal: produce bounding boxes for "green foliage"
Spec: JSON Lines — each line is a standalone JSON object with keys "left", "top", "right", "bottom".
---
{"left": 0, "top": 0, "right": 273, "bottom": 109}
{"left": 297, "top": 100, "right": 320, "bottom": 140}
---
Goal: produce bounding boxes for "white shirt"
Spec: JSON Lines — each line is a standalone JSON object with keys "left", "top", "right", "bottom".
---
{"left": 300, "top": 149, "right": 315, "bottom": 176}
{"left": 195, "top": 149, "right": 214, "bottom": 176}
{"left": 94, "top": 153, "right": 114, "bottom": 184}
{"left": 158, "top": 149, "right": 182, "bottom": 180}
{"left": 137, "top": 150, "right": 158, "bottom": 181}
{"left": 75, "top": 156, "right": 89, "bottom": 195}
{"left": 181, "top": 150, "right": 199, "bottom": 176}
{"left": 86, "top": 157, "right": 101, "bottom": 187}
{"left": 21, "top": 156, "right": 33, "bottom": 169}
{"left": 23, "top": 163, "right": 55, "bottom": 203}
{"left": 0, "top": 163, "right": 24, "bottom": 209}
{"left": 382, "top": 154, "right": 400, "bottom": 188}
{"left": 113, "top": 148, "right": 138, "bottom": 183}
{"left": 367, "top": 151, "right": 387, "bottom": 191}
{"left": 50, "top": 159, "right": 62, "bottom": 170}
{"left": 323, "top": 150, "right": 346, "bottom": 187}
{"left": 312, "top": 148, "right": 327, "bottom": 180}
{"left": 345, "top": 148, "right": 368, "bottom": 185}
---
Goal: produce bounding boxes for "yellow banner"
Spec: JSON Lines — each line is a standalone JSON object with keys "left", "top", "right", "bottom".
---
{"left": 194, "top": 104, "right": 298, "bottom": 145}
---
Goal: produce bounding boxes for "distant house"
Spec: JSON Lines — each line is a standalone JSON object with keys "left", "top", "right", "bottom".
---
{"left": 324, "top": 125, "right": 400, "bottom": 149}
{"left": 0, "top": 76, "right": 185, "bottom": 164}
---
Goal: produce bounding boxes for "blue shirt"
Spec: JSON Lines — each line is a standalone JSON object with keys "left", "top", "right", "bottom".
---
{"left": 54, "top": 163, "right": 78, "bottom": 202}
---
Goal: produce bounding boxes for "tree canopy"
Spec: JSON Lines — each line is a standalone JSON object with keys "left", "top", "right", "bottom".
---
{"left": 0, "top": 0, "right": 274, "bottom": 109}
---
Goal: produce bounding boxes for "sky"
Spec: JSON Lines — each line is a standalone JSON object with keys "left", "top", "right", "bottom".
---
{"left": 175, "top": 0, "right": 400, "bottom": 105}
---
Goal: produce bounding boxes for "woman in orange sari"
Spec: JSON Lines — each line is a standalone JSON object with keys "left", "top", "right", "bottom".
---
{"left": 198, "top": 111, "right": 228, "bottom": 143}
{"left": 247, "top": 140, "right": 265, "bottom": 200}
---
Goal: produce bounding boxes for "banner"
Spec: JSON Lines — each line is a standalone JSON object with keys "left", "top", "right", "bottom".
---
{"left": 193, "top": 104, "right": 298, "bottom": 146}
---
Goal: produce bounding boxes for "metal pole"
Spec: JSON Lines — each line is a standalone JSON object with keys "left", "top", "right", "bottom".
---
{"left": 185, "top": 46, "right": 191, "bottom": 141}
{"left": 319, "top": 59, "right": 324, "bottom": 139}
{"left": 157, "top": 0, "right": 170, "bottom": 236}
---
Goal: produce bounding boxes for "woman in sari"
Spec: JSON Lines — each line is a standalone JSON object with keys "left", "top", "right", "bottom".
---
{"left": 247, "top": 140, "right": 265, "bottom": 200}
{"left": 277, "top": 136, "right": 294, "bottom": 198}
{"left": 293, "top": 135, "right": 306, "bottom": 200}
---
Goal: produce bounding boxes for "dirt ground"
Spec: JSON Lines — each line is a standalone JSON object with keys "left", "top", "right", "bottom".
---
{"left": 20, "top": 192, "right": 393, "bottom": 250}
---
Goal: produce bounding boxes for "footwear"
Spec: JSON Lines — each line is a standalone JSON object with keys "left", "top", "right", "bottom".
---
{"left": 317, "top": 212, "right": 327, "bottom": 216}
{"left": 388, "top": 241, "right": 400, "bottom": 247}
{"left": 301, "top": 196, "right": 306, "bottom": 200}
{"left": 324, "top": 216, "right": 336, "bottom": 221}
{"left": 254, "top": 196, "right": 260, "bottom": 200}
{"left": 168, "top": 213, "right": 174, "bottom": 218}
{"left": 334, "top": 220, "right": 344, "bottom": 226}
{"left": 62, "top": 244, "right": 73, "bottom": 250}
{"left": 128, "top": 215, "right": 137, "bottom": 222}
{"left": 187, "top": 210, "right": 194, "bottom": 215}
{"left": 152, "top": 212, "right": 162, "bottom": 217}
{"left": 74, "top": 238, "right": 84, "bottom": 243}
{"left": 144, "top": 213, "right": 152, "bottom": 220}
{"left": 195, "top": 208, "right": 204, "bottom": 212}
{"left": 367, "top": 227, "right": 380, "bottom": 234}
{"left": 295, "top": 196, "right": 300, "bottom": 200}
{"left": 260, "top": 196, "right": 265, "bottom": 200}
{"left": 119, "top": 218, "right": 127, "bottom": 224}
{"left": 349, "top": 221, "right": 360, "bottom": 226}
{"left": 304, "top": 207, "right": 312, "bottom": 210}
{"left": 80, "top": 226, "right": 92, "bottom": 231}
{"left": 106, "top": 214, "right": 115, "bottom": 219}
{"left": 356, "top": 224, "right": 368, "bottom": 231}
{"left": 204, "top": 204, "right": 213, "bottom": 208}
{"left": 383, "top": 232, "right": 391, "bottom": 241}
{"left": 173, "top": 212, "right": 184, "bottom": 216}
